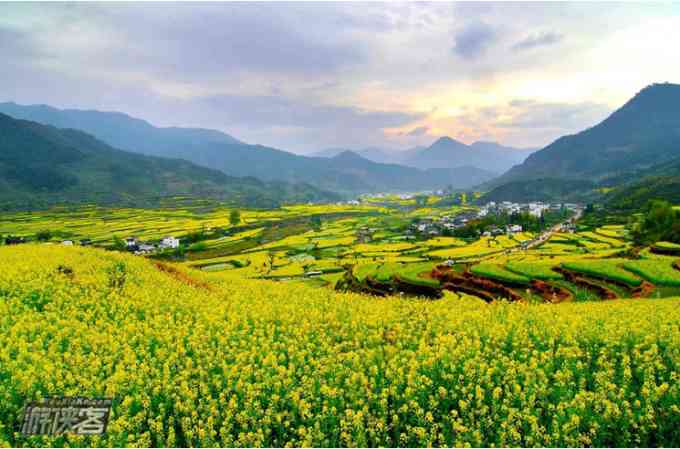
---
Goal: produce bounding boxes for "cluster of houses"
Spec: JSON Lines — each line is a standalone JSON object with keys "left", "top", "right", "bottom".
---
{"left": 478, "top": 201, "right": 580, "bottom": 218}
{"left": 409, "top": 210, "right": 480, "bottom": 237}
{"left": 3, "top": 234, "right": 183, "bottom": 255}
{"left": 4, "top": 236, "right": 26, "bottom": 245}
{"left": 409, "top": 201, "right": 582, "bottom": 238}
{"left": 60, "top": 239, "right": 92, "bottom": 246}
{"left": 124, "top": 236, "right": 181, "bottom": 255}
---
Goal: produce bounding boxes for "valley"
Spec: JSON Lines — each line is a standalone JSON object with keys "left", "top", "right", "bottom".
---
{"left": 1, "top": 11, "right": 680, "bottom": 444}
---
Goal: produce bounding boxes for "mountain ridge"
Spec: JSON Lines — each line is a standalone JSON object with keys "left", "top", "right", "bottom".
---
{"left": 0, "top": 102, "right": 496, "bottom": 193}
{"left": 492, "top": 82, "right": 680, "bottom": 186}
{"left": 0, "top": 112, "right": 339, "bottom": 210}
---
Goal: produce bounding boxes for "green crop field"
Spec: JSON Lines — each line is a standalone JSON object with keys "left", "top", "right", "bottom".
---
{"left": 471, "top": 263, "right": 531, "bottom": 284}
{"left": 396, "top": 262, "right": 439, "bottom": 287}
{"left": 561, "top": 259, "right": 642, "bottom": 287}
{"left": 505, "top": 261, "right": 563, "bottom": 280}
{"left": 623, "top": 259, "right": 680, "bottom": 286}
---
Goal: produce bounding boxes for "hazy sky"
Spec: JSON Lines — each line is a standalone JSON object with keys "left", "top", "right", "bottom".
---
{"left": 2, "top": 2, "right": 679, "bottom": 153}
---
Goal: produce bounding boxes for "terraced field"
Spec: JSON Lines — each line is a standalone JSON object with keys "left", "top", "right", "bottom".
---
{"left": 505, "top": 261, "right": 563, "bottom": 280}
{"left": 623, "top": 259, "right": 680, "bottom": 286}
{"left": 471, "top": 263, "right": 531, "bottom": 285}
{"left": 561, "top": 259, "right": 643, "bottom": 287}
{"left": 2, "top": 198, "right": 677, "bottom": 304}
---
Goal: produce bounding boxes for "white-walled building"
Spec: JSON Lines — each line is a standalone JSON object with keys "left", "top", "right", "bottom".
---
{"left": 160, "top": 236, "right": 180, "bottom": 249}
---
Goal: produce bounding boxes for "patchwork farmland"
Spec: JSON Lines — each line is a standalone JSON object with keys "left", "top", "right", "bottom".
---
{"left": 2, "top": 196, "right": 679, "bottom": 303}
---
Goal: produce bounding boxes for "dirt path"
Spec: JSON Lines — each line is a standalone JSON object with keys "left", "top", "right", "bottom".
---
{"left": 154, "top": 261, "right": 214, "bottom": 291}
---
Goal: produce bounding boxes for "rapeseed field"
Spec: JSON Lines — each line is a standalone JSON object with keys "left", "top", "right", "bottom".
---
{"left": 1, "top": 245, "right": 679, "bottom": 447}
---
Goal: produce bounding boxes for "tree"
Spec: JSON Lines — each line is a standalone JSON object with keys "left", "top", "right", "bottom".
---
{"left": 310, "top": 215, "right": 322, "bottom": 232}
{"left": 35, "top": 229, "right": 53, "bottom": 241}
{"left": 229, "top": 209, "right": 241, "bottom": 226}
{"left": 112, "top": 235, "right": 126, "bottom": 251}
{"left": 633, "top": 200, "right": 680, "bottom": 244}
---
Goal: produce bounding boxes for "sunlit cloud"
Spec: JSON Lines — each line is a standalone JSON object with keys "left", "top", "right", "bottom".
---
{"left": 0, "top": 2, "right": 679, "bottom": 152}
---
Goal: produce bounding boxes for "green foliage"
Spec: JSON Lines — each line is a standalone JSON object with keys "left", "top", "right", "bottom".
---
{"left": 229, "top": 209, "right": 241, "bottom": 226}
{"left": 632, "top": 200, "right": 680, "bottom": 245}
{"left": 111, "top": 235, "right": 126, "bottom": 251}
{"left": 414, "top": 195, "right": 428, "bottom": 207}
{"left": 397, "top": 262, "right": 439, "bottom": 287}
{"left": 188, "top": 242, "right": 208, "bottom": 252}
{"left": 35, "top": 229, "right": 53, "bottom": 242}
{"left": 310, "top": 215, "right": 322, "bottom": 232}
{"left": 481, "top": 178, "right": 597, "bottom": 203}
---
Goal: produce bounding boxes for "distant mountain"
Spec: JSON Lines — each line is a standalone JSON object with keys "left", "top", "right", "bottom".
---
{"left": 0, "top": 113, "right": 338, "bottom": 210}
{"left": 325, "top": 151, "right": 498, "bottom": 192}
{"left": 0, "top": 103, "right": 495, "bottom": 193}
{"left": 403, "top": 137, "right": 535, "bottom": 173}
{"left": 313, "top": 139, "right": 533, "bottom": 172}
{"left": 311, "top": 146, "right": 424, "bottom": 164}
{"left": 0, "top": 102, "right": 242, "bottom": 160}
{"left": 494, "top": 83, "right": 680, "bottom": 185}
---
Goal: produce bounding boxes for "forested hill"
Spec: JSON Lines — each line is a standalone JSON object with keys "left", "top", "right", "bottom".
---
{"left": 0, "top": 113, "right": 339, "bottom": 210}
{"left": 493, "top": 83, "right": 680, "bottom": 184}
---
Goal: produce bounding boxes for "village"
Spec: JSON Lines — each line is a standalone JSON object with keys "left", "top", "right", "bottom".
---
{"left": 2, "top": 234, "right": 182, "bottom": 255}
{"left": 2, "top": 199, "right": 581, "bottom": 260}
{"left": 400, "top": 201, "right": 581, "bottom": 240}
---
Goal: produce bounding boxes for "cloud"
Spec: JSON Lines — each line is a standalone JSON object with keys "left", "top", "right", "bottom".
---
{"left": 404, "top": 126, "right": 430, "bottom": 137}
{"left": 453, "top": 21, "right": 496, "bottom": 60}
{"left": 512, "top": 31, "right": 563, "bottom": 51}
{"left": 193, "top": 94, "right": 422, "bottom": 130}
{"left": 0, "top": 3, "right": 674, "bottom": 152}
{"left": 496, "top": 99, "right": 610, "bottom": 130}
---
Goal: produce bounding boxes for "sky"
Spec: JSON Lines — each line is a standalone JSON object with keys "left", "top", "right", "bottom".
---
{"left": 2, "top": 2, "right": 680, "bottom": 154}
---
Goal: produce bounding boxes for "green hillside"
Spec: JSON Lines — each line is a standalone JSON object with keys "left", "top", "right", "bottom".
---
{"left": 480, "top": 178, "right": 598, "bottom": 203}
{"left": 494, "top": 83, "right": 680, "bottom": 184}
{"left": 0, "top": 113, "right": 339, "bottom": 210}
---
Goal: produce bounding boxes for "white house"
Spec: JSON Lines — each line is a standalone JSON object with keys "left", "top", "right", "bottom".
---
{"left": 509, "top": 224, "right": 523, "bottom": 233}
{"left": 61, "top": 240, "right": 74, "bottom": 246}
{"left": 160, "top": 236, "right": 180, "bottom": 249}
{"left": 125, "top": 237, "right": 137, "bottom": 247}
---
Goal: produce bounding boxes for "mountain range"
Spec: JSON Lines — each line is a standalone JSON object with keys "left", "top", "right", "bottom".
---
{"left": 0, "top": 113, "right": 338, "bottom": 210}
{"left": 0, "top": 102, "right": 499, "bottom": 193}
{"left": 3, "top": 82, "right": 680, "bottom": 209}
{"left": 312, "top": 139, "right": 535, "bottom": 173}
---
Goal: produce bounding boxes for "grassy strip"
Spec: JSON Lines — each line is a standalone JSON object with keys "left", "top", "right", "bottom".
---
{"left": 623, "top": 259, "right": 680, "bottom": 286}
{"left": 471, "top": 263, "right": 531, "bottom": 285}
{"left": 561, "top": 259, "right": 641, "bottom": 287}
{"left": 505, "top": 261, "right": 563, "bottom": 281}
{"left": 397, "top": 262, "right": 439, "bottom": 287}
